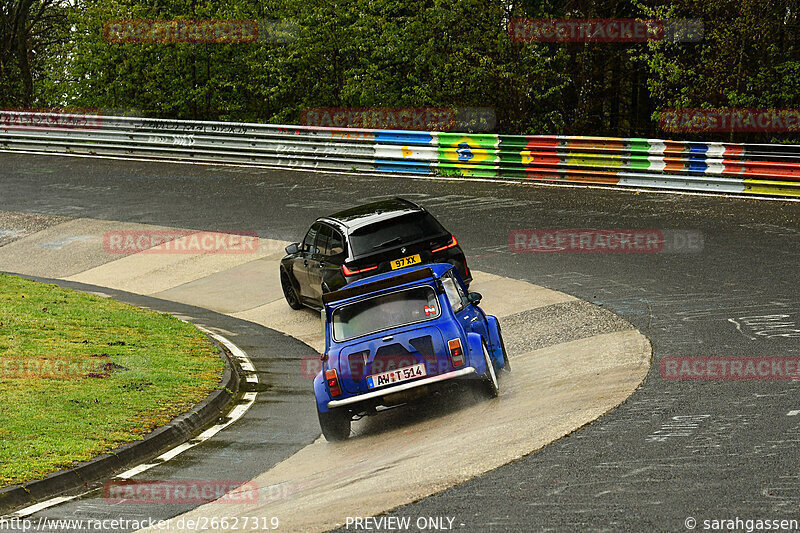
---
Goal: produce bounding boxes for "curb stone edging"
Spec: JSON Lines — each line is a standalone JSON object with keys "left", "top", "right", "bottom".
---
{"left": 0, "top": 335, "right": 242, "bottom": 516}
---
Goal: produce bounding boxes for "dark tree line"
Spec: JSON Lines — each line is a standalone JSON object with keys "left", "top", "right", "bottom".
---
{"left": 1, "top": 0, "right": 798, "bottom": 142}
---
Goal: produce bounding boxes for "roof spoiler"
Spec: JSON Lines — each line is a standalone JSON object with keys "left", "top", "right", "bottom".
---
{"left": 323, "top": 267, "right": 436, "bottom": 305}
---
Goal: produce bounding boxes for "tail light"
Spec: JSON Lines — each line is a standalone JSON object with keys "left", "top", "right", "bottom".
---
{"left": 326, "top": 369, "right": 342, "bottom": 397}
{"left": 342, "top": 264, "right": 378, "bottom": 276}
{"left": 448, "top": 338, "right": 465, "bottom": 367}
{"left": 432, "top": 235, "right": 458, "bottom": 253}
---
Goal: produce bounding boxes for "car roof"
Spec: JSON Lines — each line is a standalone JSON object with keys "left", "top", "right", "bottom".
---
{"left": 319, "top": 197, "right": 423, "bottom": 231}
{"left": 348, "top": 262, "right": 453, "bottom": 288}
{"left": 323, "top": 263, "right": 454, "bottom": 307}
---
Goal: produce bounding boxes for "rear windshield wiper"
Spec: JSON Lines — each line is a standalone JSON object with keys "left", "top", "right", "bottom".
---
{"left": 372, "top": 236, "right": 404, "bottom": 249}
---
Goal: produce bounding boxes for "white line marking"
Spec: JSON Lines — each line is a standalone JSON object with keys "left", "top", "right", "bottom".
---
{"left": 788, "top": 410, "right": 800, "bottom": 416}
{"left": 4, "top": 327, "right": 258, "bottom": 519}
{"left": 7, "top": 497, "right": 77, "bottom": 518}
{"left": 115, "top": 463, "right": 158, "bottom": 480}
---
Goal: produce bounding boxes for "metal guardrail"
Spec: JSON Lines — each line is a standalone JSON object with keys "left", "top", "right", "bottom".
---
{"left": 1, "top": 111, "right": 799, "bottom": 197}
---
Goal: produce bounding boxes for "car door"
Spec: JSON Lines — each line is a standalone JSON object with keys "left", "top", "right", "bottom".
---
{"left": 320, "top": 226, "right": 348, "bottom": 292}
{"left": 295, "top": 223, "right": 322, "bottom": 301}
{"left": 305, "top": 223, "right": 331, "bottom": 303}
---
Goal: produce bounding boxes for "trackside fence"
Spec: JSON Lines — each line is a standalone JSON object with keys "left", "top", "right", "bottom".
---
{"left": 1, "top": 111, "right": 799, "bottom": 197}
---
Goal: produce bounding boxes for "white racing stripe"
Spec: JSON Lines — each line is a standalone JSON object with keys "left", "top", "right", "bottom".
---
{"left": 4, "top": 327, "right": 257, "bottom": 519}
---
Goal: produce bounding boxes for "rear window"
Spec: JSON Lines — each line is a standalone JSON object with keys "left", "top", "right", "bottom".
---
{"left": 332, "top": 286, "right": 440, "bottom": 341}
{"left": 348, "top": 212, "right": 448, "bottom": 256}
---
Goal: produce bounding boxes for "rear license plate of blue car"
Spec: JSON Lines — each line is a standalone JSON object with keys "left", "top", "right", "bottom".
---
{"left": 367, "top": 363, "right": 426, "bottom": 389}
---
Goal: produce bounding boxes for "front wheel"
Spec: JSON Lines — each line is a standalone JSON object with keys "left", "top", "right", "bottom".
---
{"left": 480, "top": 341, "right": 499, "bottom": 398}
{"left": 281, "top": 270, "right": 304, "bottom": 310}
{"left": 317, "top": 407, "right": 351, "bottom": 442}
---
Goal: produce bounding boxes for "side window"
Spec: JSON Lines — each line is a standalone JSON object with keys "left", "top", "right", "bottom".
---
{"left": 453, "top": 273, "right": 468, "bottom": 301}
{"left": 328, "top": 229, "right": 345, "bottom": 256}
{"left": 302, "top": 224, "right": 320, "bottom": 253}
{"left": 441, "top": 274, "right": 465, "bottom": 312}
{"left": 314, "top": 224, "right": 332, "bottom": 256}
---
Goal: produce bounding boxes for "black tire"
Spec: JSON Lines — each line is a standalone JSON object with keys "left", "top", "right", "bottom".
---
{"left": 317, "top": 407, "right": 351, "bottom": 442}
{"left": 480, "top": 341, "right": 499, "bottom": 398}
{"left": 281, "top": 270, "right": 304, "bottom": 310}
{"left": 498, "top": 326, "right": 511, "bottom": 373}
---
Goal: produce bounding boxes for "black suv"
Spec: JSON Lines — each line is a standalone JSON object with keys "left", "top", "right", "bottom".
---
{"left": 280, "top": 198, "right": 471, "bottom": 310}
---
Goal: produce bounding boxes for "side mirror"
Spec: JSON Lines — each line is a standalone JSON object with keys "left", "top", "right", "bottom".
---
{"left": 285, "top": 242, "right": 300, "bottom": 255}
{"left": 467, "top": 292, "right": 482, "bottom": 305}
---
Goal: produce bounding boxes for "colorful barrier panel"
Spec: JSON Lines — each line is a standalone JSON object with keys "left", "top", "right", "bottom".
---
{"left": 1, "top": 111, "right": 798, "bottom": 198}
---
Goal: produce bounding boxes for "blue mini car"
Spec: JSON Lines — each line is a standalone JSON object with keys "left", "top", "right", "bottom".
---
{"left": 313, "top": 263, "right": 510, "bottom": 441}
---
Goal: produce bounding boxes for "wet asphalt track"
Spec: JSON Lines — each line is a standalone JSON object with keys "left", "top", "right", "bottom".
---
{"left": 1, "top": 153, "right": 800, "bottom": 532}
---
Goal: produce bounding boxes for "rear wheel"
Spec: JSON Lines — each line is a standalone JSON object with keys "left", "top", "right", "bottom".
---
{"left": 317, "top": 407, "right": 351, "bottom": 442}
{"left": 281, "top": 270, "right": 303, "bottom": 310}
{"left": 480, "top": 341, "right": 499, "bottom": 398}
{"left": 498, "top": 326, "right": 511, "bottom": 373}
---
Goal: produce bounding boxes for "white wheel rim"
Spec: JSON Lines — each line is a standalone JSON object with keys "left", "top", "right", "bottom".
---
{"left": 483, "top": 343, "right": 498, "bottom": 391}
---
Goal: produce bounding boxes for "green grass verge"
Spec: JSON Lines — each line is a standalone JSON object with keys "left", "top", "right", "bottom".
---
{"left": 0, "top": 273, "right": 225, "bottom": 487}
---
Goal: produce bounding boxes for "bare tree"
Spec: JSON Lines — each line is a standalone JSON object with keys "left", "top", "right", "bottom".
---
{"left": 0, "top": 0, "right": 65, "bottom": 106}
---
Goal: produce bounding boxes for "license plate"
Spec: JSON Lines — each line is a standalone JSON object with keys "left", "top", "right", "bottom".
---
{"left": 390, "top": 254, "right": 421, "bottom": 270}
{"left": 366, "top": 363, "right": 426, "bottom": 389}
